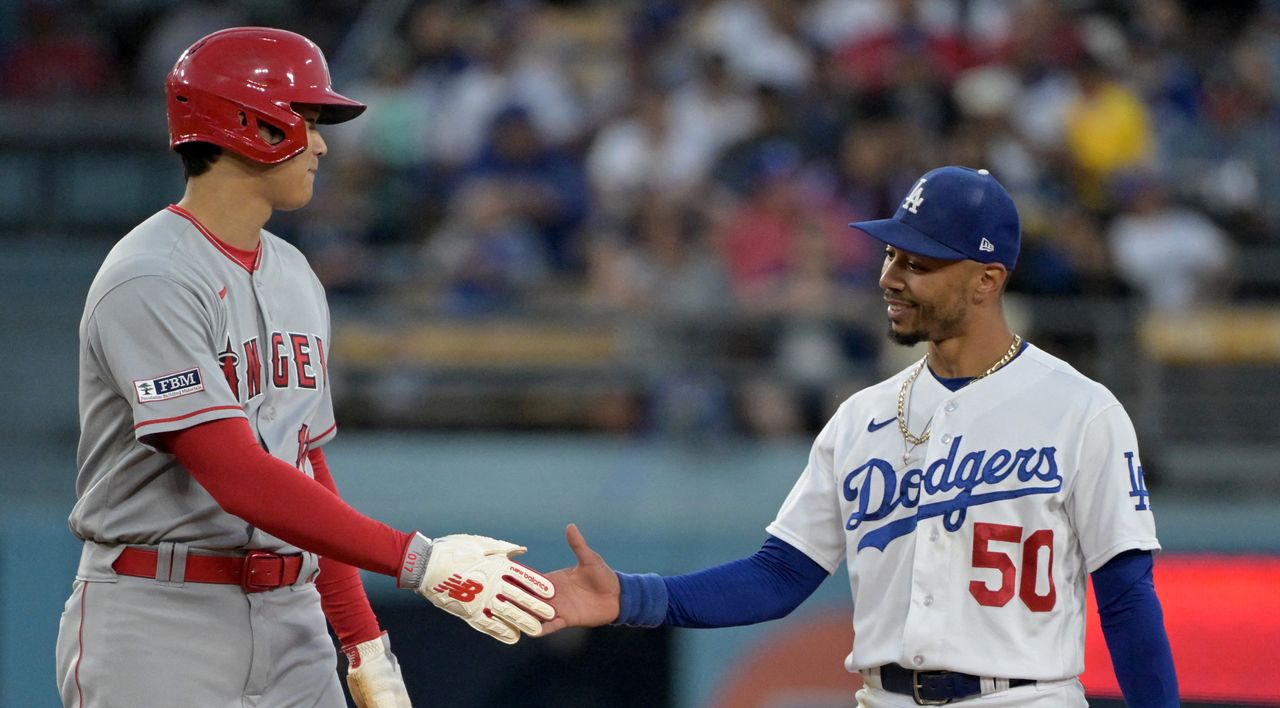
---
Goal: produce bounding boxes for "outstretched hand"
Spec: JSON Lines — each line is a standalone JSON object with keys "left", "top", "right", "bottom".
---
{"left": 540, "top": 524, "right": 621, "bottom": 635}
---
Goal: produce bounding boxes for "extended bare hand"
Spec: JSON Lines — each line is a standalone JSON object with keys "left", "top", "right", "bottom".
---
{"left": 540, "top": 524, "right": 621, "bottom": 635}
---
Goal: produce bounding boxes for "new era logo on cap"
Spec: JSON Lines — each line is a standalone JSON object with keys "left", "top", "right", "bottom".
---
{"left": 848, "top": 166, "right": 1021, "bottom": 270}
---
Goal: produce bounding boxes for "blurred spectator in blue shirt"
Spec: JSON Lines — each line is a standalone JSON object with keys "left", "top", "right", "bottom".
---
{"left": 463, "top": 104, "right": 590, "bottom": 272}
{"left": 421, "top": 177, "right": 551, "bottom": 315}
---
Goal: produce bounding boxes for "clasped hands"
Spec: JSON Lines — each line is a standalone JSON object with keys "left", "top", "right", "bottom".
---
{"left": 349, "top": 528, "right": 609, "bottom": 708}
{"left": 401, "top": 525, "right": 619, "bottom": 643}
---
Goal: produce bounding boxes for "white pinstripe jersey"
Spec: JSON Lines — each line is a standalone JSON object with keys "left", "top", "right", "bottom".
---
{"left": 767, "top": 345, "right": 1159, "bottom": 680}
{"left": 70, "top": 205, "right": 336, "bottom": 552}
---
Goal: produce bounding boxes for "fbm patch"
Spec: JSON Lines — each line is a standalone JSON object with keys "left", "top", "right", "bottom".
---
{"left": 134, "top": 367, "right": 204, "bottom": 403}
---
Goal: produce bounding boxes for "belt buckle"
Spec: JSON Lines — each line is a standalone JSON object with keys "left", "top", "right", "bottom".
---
{"left": 241, "top": 550, "right": 285, "bottom": 593}
{"left": 913, "top": 671, "right": 952, "bottom": 706}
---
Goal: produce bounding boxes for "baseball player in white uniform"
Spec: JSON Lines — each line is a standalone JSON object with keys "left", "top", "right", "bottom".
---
{"left": 537, "top": 167, "right": 1179, "bottom": 705}
{"left": 55, "top": 27, "right": 554, "bottom": 708}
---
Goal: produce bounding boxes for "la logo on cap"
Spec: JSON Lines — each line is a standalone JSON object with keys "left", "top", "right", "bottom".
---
{"left": 902, "top": 178, "right": 926, "bottom": 214}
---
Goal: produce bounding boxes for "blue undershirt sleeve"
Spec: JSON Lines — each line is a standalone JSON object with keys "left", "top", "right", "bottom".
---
{"left": 614, "top": 536, "right": 829, "bottom": 628}
{"left": 1091, "top": 550, "right": 1178, "bottom": 706}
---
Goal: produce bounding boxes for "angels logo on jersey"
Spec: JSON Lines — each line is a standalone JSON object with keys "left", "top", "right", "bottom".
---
{"left": 843, "top": 435, "right": 1062, "bottom": 551}
{"left": 218, "top": 331, "right": 325, "bottom": 402}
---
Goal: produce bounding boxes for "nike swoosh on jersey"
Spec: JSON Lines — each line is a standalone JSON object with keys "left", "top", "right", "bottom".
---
{"left": 867, "top": 417, "right": 896, "bottom": 432}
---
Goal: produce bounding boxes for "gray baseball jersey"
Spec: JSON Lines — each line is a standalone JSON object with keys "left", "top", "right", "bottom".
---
{"left": 767, "top": 345, "right": 1160, "bottom": 684}
{"left": 56, "top": 205, "right": 344, "bottom": 707}
{"left": 69, "top": 204, "right": 336, "bottom": 552}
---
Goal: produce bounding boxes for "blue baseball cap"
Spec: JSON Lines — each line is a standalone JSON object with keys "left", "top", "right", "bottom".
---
{"left": 849, "top": 166, "right": 1020, "bottom": 270}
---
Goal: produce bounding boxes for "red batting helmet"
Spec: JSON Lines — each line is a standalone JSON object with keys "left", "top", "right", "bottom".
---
{"left": 166, "top": 27, "right": 366, "bottom": 164}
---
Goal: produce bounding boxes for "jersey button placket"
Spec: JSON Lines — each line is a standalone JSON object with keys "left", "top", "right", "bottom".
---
{"left": 939, "top": 400, "right": 956, "bottom": 446}
{"left": 903, "top": 524, "right": 944, "bottom": 661}
{"left": 902, "top": 398, "right": 950, "bottom": 663}
{"left": 250, "top": 267, "right": 278, "bottom": 462}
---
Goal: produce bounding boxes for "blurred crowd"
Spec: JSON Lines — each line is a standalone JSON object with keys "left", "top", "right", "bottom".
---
{"left": 5, "top": 0, "right": 1278, "bottom": 435}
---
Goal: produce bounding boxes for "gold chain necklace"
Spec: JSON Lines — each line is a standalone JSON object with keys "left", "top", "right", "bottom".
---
{"left": 896, "top": 334, "right": 1023, "bottom": 447}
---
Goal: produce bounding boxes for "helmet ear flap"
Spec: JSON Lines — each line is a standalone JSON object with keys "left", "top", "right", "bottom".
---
{"left": 237, "top": 110, "right": 285, "bottom": 146}
{"left": 255, "top": 117, "right": 287, "bottom": 146}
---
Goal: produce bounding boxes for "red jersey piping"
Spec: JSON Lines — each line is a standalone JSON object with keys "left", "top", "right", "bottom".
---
{"left": 307, "top": 423, "right": 337, "bottom": 444}
{"left": 74, "top": 583, "right": 87, "bottom": 706}
{"left": 133, "top": 405, "right": 245, "bottom": 430}
{"left": 166, "top": 205, "right": 262, "bottom": 273}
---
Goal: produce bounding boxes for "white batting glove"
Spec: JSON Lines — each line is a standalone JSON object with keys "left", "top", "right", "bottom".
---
{"left": 399, "top": 533, "right": 556, "bottom": 644}
{"left": 344, "top": 632, "right": 411, "bottom": 708}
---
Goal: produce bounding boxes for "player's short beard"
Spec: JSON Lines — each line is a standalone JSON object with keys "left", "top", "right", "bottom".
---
{"left": 887, "top": 298, "right": 967, "bottom": 347}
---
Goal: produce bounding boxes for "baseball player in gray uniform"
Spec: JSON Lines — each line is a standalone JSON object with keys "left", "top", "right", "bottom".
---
{"left": 55, "top": 27, "right": 554, "bottom": 708}
{"left": 537, "top": 167, "right": 1179, "bottom": 705}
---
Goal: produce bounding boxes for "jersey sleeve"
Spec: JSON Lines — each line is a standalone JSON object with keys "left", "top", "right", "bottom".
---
{"left": 1066, "top": 403, "right": 1161, "bottom": 573}
{"left": 766, "top": 414, "right": 847, "bottom": 573}
{"left": 87, "top": 275, "right": 245, "bottom": 442}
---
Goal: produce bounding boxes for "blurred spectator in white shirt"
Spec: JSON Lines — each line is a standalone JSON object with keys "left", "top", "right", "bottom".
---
{"left": 693, "top": 0, "right": 814, "bottom": 90}
{"left": 434, "top": 10, "right": 585, "bottom": 166}
{"left": 1108, "top": 171, "right": 1234, "bottom": 312}
{"left": 587, "top": 87, "right": 709, "bottom": 220}
{"left": 667, "top": 52, "right": 760, "bottom": 186}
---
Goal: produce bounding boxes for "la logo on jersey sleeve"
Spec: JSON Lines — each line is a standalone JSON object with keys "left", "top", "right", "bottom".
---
{"left": 1124, "top": 451, "right": 1151, "bottom": 511}
{"left": 133, "top": 367, "right": 205, "bottom": 403}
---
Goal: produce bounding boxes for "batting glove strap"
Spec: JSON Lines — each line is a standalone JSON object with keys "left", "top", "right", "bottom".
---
{"left": 397, "top": 532, "right": 433, "bottom": 590}
{"left": 614, "top": 572, "right": 667, "bottom": 627}
{"left": 344, "top": 632, "right": 393, "bottom": 670}
{"left": 344, "top": 632, "right": 411, "bottom": 708}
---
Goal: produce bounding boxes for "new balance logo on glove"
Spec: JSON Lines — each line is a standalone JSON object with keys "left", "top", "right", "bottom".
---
{"left": 433, "top": 574, "right": 484, "bottom": 602}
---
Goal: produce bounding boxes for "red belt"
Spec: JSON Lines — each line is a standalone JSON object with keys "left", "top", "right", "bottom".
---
{"left": 112, "top": 547, "right": 304, "bottom": 593}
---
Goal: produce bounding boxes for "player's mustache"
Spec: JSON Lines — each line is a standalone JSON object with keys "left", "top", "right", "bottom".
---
{"left": 883, "top": 292, "right": 916, "bottom": 306}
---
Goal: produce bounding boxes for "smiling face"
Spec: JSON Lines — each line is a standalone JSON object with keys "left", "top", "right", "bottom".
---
{"left": 878, "top": 245, "right": 992, "bottom": 346}
{"left": 256, "top": 104, "right": 327, "bottom": 211}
